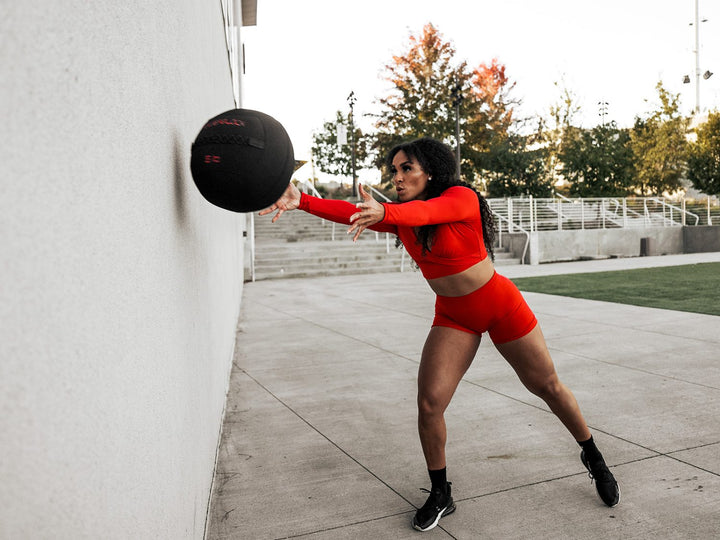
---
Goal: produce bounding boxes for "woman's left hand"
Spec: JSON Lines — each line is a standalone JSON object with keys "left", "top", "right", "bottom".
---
{"left": 348, "top": 184, "right": 385, "bottom": 242}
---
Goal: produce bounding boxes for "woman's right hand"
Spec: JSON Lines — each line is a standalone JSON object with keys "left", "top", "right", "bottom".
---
{"left": 258, "top": 182, "right": 301, "bottom": 223}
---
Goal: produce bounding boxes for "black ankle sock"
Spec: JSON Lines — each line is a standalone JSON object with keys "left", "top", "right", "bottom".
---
{"left": 428, "top": 467, "right": 447, "bottom": 491}
{"left": 578, "top": 435, "right": 602, "bottom": 461}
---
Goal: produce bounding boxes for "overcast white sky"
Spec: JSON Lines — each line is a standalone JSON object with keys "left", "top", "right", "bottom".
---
{"left": 240, "top": 0, "right": 720, "bottom": 182}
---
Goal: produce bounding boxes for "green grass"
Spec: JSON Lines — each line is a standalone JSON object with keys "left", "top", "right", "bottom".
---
{"left": 511, "top": 262, "right": 720, "bottom": 316}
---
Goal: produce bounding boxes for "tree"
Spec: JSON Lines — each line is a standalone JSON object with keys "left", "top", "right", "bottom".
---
{"left": 687, "top": 111, "right": 720, "bottom": 195}
{"left": 547, "top": 82, "right": 582, "bottom": 131}
{"left": 559, "top": 122, "right": 635, "bottom": 197}
{"left": 469, "top": 59, "right": 515, "bottom": 137}
{"left": 475, "top": 81, "right": 568, "bottom": 197}
{"left": 482, "top": 133, "right": 552, "bottom": 197}
{"left": 629, "top": 82, "right": 689, "bottom": 195}
{"left": 311, "top": 110, "right": 371, "bottom": 178}
{"left": 462, "top": 59, "right": 517, "bottom": 181}
{"left": 373, "top": 23, "right": 466, "bottom": 168}
{"left": 372, "top": 23, "right": 516, "bottom": 182}
{"left": 542, "top": 83, "right": 582, "bottom": 188}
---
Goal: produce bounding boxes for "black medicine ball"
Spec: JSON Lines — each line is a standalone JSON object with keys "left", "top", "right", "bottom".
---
{"left": 190, "top": 108, "right": 294, "bottom": 213}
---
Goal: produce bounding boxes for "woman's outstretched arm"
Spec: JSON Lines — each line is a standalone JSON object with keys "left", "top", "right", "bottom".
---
{"left": 260, "top": 183, "right": 397, "bottom": 239}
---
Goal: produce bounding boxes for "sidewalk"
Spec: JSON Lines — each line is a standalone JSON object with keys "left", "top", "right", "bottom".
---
{"left": 207, "top": 253, "right": 720, "bottom": 539}
{"left": 499, "top": 251, "right": 720, "bottom": 279}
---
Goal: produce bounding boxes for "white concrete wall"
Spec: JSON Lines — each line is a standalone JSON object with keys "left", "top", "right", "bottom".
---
{"left": 534, "top": 227, "right": 684, "bottom": 262}
{"left": 0, "top": 2, "right": 246, "bottom": 538}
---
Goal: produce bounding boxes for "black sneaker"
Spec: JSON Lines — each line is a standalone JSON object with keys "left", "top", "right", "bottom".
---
{"left": 411, "top": 482, "right": 456, "bottom": 532}
{"left": 581, "top": 450, "right": 620, "bottom": 507}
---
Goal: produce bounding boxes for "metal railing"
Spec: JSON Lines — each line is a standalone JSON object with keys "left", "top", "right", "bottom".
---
{"left": 248, "top": 212, "right": 256, "bottom": 282}
{"left": 684, "top": 198, "right": 719, "bottom": 225}
{"left": 492, "top": 211, "right": 530, "bottom": 264}
{"left": 489, "top": 195, "right": 703, "bottom": 233}
{"left": 296, "top": 179, "right": 323, "bottom": 198}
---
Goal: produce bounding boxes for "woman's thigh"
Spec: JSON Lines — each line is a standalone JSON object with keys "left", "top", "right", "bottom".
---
{"left": 493, "top": 325, "right": 558, "bottom": 392}
{"left": 418, "top": 326, "right": 481, "bottom": 411}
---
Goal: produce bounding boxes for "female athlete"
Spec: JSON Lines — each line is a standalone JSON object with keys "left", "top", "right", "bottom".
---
{"left": 260, "top": 137, "right": 619, "bottom": 532}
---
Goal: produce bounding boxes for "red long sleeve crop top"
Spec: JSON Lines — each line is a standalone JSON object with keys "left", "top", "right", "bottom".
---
{"left": 297, "top": 186, "right": 488, "bottom": 279}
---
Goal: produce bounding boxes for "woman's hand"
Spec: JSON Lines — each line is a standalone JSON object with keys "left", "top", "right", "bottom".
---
{"left": 258, "top": 182, "right": 302, "bottom": 223}
{"left": 348, "top": 184, "right": 385, "bottom": 242}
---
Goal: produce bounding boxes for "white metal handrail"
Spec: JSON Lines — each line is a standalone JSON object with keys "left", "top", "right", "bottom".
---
{"left": 296, "top": 179, "right": 323, "bottom": 198}
{"left": 491, "top": 196, "right": 706, "bottom": 232}
{"left": 248, "top": 213, "right": 255, "bottom": 282}
{"left": 366, "top": 185, "right": 392, "bottom": 202}
{"left": 650, "top": 197, "right": 700, "bottom": 226}
{"left": 684, "top": 198, "right": 720, "bottom": 225}
{"left": 492, "top": 211, "right": 530, "bottom": 264}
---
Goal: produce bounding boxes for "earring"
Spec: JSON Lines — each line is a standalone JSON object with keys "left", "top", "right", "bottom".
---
{"left": 428, "top": 176, "right": 432, "bottom": 182}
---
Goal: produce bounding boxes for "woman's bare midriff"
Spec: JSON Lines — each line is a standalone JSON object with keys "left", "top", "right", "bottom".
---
{"left": 426, "top": 258, "right": 496, "bottom": 297}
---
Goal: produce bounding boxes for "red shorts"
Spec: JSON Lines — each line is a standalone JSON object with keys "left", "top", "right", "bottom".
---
{"left": 432, "top": 272, "right": 538, "bottom": 344}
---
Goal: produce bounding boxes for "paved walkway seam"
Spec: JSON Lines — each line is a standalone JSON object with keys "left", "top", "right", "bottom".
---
{"left": 239, "top": 368, "right": 417, "bottom": 509}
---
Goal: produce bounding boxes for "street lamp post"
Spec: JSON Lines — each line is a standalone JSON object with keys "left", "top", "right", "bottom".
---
{"left": 451, "top": 83, "right": 463, "bottom": 179}
{"left": 684, "top": 0, "right": 713, "bottom": 114}
{"left": 347, "top": 91, "right": 358, "bottom": 198}
{"left": 598, "top": 101, "right": 609, "bottom": 126}
{"left": 694, "top": 0, "right": 702, "bottom": 113}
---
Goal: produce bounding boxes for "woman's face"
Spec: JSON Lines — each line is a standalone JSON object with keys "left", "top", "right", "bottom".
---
{"left": 390, "top": 150, "right": 429, "bottom": 202}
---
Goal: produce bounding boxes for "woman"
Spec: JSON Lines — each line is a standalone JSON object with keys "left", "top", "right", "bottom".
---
{"left": 260, "top": 138, "right": 619, "bottom": 532}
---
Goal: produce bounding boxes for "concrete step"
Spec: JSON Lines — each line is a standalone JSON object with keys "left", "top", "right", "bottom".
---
{"left": 254, "top": 226, "right": 390, "bottom": 244}
{"left": 255, "top": 227, "right": 389, "bottom": 243}
{"left": 251, "top": 256, "right": 521, "bottom": 280}
{"left": 255, "top": 230, "right": 367, "bottom": 242}
{"left": 255, "top": 239, "right": 395, "bottom": 252}
{"left": 253, "top": 246, "right": 520, "bottom": 275}
{"left": 256, "top": 254, "right": 404, "bottom": 270}
{"left": 492, "top": 250, "right": 521, "bottom": 265}
{"left": 250, "top": 264, "right": 407, "bottom": 281}
{"left": 256, "top": 255, "right": 403, "bottom": 269}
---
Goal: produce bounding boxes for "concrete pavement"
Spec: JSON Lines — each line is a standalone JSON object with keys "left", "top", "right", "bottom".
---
{"left": 207, "top": 253, "right": 720, "bottom": 539}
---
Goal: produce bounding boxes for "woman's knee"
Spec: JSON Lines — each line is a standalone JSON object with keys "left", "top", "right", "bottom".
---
{"left": 417, "top": 390, "right": 447, "bottom": 419}
{"left": 528, "top": 375, "right": 565, "bottom": 402}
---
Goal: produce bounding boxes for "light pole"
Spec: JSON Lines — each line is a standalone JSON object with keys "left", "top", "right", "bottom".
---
{"left": 598, "top": 101, "right": 609, "bottom": 126}
{"left": 347, "top": 91, "right": 358, "bottom": 198}
{"left": 451, "top": 82, "right": 463, "bottom": 179}
{"left": 684, "top": 0, "right": 713, "bottom": 114}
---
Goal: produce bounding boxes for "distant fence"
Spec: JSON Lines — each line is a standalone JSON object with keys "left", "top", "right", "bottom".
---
{"left": 488, "top": 195, "right": 720, "bottom": 264}
{"left": 488, "top": 195, "right": 720, "bottom": 233}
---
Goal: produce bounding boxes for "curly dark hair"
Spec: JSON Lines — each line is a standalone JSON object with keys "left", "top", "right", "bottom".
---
{"left": 385, "top": 137, "right": 496, "bottom": 261}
